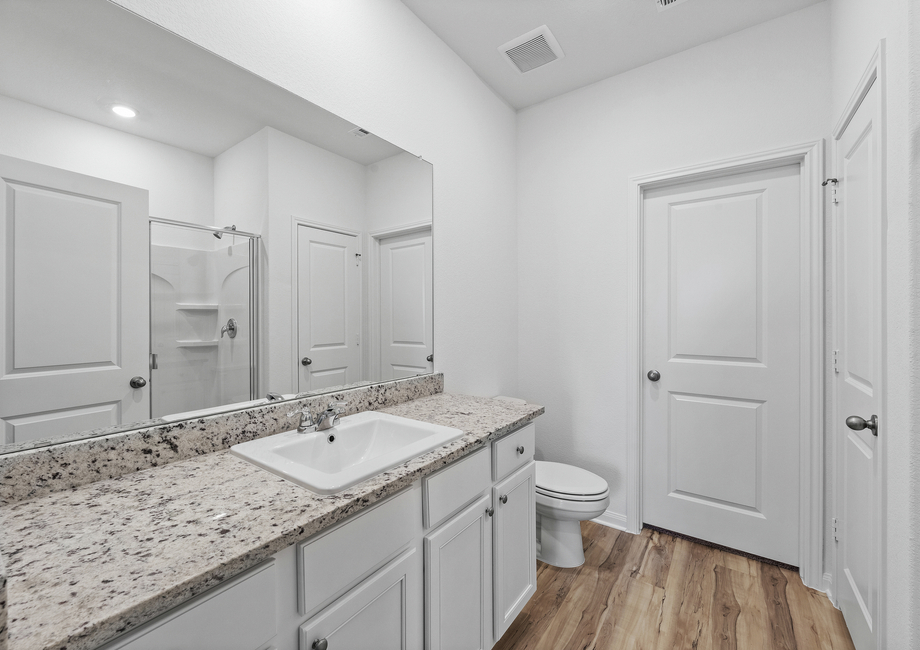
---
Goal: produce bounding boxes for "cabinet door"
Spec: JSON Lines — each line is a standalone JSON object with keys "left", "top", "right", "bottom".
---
{"left": 492, "top": 461, "right": 536, "bottom": 640}
{"left": 299, "top": 548, "right": 421, "bottom": 650}
{"left": 424, "top": 494, "right": 492, "bottom": 650}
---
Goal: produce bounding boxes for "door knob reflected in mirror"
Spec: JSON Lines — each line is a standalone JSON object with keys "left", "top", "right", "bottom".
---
{"left": 647, "top": 370, "right": 660, "bottom": 382}
{"left": 129, "top": 376, "right": 147, "bottom": 389}
{"left": 427, "top": 354, "right": 433, "bottom": 363}
{"left": 302, "top": 357, "right": 312, "bottom": 366}
{"left": 846, "top": 414, "right": 878, "bottom": 436}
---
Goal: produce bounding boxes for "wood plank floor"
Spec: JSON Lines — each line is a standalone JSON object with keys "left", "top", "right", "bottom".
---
{"left": 494, "top": 522, "right": 855, "bottom": 650}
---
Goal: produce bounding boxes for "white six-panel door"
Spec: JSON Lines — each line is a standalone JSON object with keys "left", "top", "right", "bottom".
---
{"left": 296, "top": 224, "right": 361, "bottom": 392}
{"left": 834, "top": 76, "right": 882, "bottom": 650}
{"left": 642, "top": 164, "right": 802, "bottom": 565}
{"left": 0, "top": 154, "right": 149, "bottom": 446}
{"left": 379, "top": 230, "right": 432, "bottom": 380}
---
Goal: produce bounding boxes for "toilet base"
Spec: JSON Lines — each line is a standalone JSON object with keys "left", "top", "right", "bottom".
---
{"left": 536, "top": 515, "right": 586, "bottom": 568}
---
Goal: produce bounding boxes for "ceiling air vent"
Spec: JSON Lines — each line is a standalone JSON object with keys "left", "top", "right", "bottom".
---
{"left": 657, "top": 0, "right": 692, "bottom": 11}
{"left": 499, "top": 25, "right": 564, "bottom": 74}
{"left": 349, "top": 126, "right": 371, "bottom": 138}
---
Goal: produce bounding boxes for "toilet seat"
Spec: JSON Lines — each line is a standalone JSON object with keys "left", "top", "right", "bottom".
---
{"left": 535, "top": 461, "right": 609, "bottom": 501}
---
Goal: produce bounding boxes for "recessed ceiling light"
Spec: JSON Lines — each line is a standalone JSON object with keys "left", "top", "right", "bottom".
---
{"left": 111, "top": 105, "right": 137, "bottom": 118}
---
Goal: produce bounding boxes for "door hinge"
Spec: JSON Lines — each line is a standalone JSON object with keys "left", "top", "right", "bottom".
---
{"left": 833, "top": 350, "right": 839, "bottom": 373}
{"left": 150, "top": 352, "right": 158, "bottom": 370}
{"left": 355, "top": 253, "right": 362, "bottom": 266}
{"left": 355, "top": 333, "right": 360, "bottom": 346}
{"left": 833, "top": 517, "right": 839, "bottom": 542}
{"left": 823, "top": 178, "right": 839, "bottom": 205}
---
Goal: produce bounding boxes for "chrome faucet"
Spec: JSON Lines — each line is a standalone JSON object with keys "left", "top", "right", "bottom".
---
{"left": 316, "top": 401, "right": 347, "bottom": 431}
{"left": 287, "top": 406, "right": 316, "bottom": 433}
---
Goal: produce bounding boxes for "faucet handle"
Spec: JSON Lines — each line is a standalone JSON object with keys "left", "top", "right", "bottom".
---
{"left": 327, "top": 400, "right": 347, "bottom": 414}
{"left": 287, "top": 406, "right": 313, "bottom": 421}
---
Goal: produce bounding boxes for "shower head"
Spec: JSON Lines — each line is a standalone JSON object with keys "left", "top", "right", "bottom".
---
{"left": 214, "top": 225, "right": 237, "bottom": 239}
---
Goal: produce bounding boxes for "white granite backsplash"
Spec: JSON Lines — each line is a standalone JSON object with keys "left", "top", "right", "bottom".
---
{"left": 0, "top": 374, "right": 443, "bottom": 506}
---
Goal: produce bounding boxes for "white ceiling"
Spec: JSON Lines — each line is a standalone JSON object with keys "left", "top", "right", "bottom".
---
{"left": 0, "top": 0, "right": 404, "bottom": 164}
{"left": 399, "top": 0, "right": 825, "bottom": 110}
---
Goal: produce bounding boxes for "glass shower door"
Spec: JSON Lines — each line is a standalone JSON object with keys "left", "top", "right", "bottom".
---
{"left": 149, "top": 220, "right": 259, "bottom": 419}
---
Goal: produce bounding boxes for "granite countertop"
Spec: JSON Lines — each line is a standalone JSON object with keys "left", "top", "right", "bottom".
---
{"left": 0, "top": 393, "right": 543, "bottom": 650}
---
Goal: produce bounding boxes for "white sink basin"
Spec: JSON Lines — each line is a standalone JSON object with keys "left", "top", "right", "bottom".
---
{"left": 230, "top": 411, "right": 464, "bottom": 494}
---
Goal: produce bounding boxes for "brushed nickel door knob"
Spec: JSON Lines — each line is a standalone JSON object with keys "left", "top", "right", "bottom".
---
{"left": 129, "top": 376, "right": 147, "bottom": 388}
{"left": 302, "top": 357, "right": 312, "bottom": 366}
{"left": 647, "top": 370, "right": 660, "bottom": 382}
{"left": 846, "top": 415, "right": 878, "bottom": 436}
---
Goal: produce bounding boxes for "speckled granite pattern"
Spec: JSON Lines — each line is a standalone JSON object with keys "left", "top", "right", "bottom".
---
{"left": 0, "top": 552, "right": 7, "bottom": 650}
{"left": 0, "top": 394, "right": 542, "bottom": 650}
{"left": 0, "top": 374, "right": 443, "bottom": 506}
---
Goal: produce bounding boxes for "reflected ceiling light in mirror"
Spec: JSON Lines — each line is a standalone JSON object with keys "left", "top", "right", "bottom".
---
{"left": 111, "top": 104, "right": 137, "bottom": 118}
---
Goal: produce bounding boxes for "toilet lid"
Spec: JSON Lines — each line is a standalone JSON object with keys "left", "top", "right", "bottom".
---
{"left": 535, "top": 461, "right": 608, "bottom": 498}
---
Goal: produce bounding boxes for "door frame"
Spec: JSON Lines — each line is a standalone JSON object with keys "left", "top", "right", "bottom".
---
{"left": 289, "top": 217, "right": 364, "bottom": 391}
{"left": 365, "top": 221, "right": 433, "bottom": 382}
{"left": 625, "top": 140, "right": 825, "bottom": 589}
{"left": 830, "top": 41, "right": 887, "bottom": 646}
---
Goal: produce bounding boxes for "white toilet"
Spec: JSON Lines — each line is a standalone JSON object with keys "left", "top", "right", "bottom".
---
{"left": 535, "top": 461, "right": 610, "bottom": 568}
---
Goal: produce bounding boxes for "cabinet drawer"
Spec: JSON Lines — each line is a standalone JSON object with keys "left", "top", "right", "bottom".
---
{"left": 492, "top": 422, "right": 535, "bottom": 481}
{"left": 423, "top": 447, "right": 491, "bottom": 530}
{"left": 97, "top": 560, "right": 276, "bottom": 650}
{"left": 298, "top": 485, "right": 420, "bottom": 618}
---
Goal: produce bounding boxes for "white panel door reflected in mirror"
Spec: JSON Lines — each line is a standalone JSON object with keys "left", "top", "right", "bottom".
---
{"left": 0, "top": 0, "right": 433, "bottom": 453}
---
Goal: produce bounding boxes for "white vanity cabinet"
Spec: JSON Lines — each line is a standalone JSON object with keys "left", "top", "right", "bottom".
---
{"left": 423, "top": 423, "right": 537, "bottom": 649}
{"left": 94, "top": 422, "right": 539, "bottom": 650}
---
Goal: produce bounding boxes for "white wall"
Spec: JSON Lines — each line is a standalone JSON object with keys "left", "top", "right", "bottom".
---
{"left": 112, "top": 0, "right": 520, "bottom": 398}
{"left": 516, "top": 4, "right": 831, "bottom": 521}
{"left": 214, "top": 129, "right": 268, "bottom": 237}
{"left": 365, "top": 152, "right": 433, "bottom": 233}
{"left": 0, "top": 94, "right": 213, "bottom": 225}
{"left": 829, "top": 0, "right": 915, "bottom": 646}
{"left": 264, "top": 127, "right": 367, "bottom": 393}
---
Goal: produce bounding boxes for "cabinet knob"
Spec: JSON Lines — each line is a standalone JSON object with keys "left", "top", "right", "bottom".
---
{"left": 499, "top": 494, "right": 508, "bottom": 504}
{"left": 486, "top": 506, "right": 494, "bottom": 517}
{"left": 312, "top": 639, "right": 328, "bottom": 650}
{"left": 516, "top": 445, "right": 525, "bottom": 455}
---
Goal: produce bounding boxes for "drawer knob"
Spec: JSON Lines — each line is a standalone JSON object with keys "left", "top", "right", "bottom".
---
{"left": 313, "top": 639, "right": 328, "bottom": 650}
{"left": 486, "top": 506, "right": 494, "bottom": 517}
{"left": 500, "top": 494, "right": 508, "bottom": 504}
{"left": 516, "top": 445, "right": 525, "bottom": 455}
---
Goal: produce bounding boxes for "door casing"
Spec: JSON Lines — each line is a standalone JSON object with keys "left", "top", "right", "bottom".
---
{"left": 626, "top": 141, "right": 825, "bottom": 589}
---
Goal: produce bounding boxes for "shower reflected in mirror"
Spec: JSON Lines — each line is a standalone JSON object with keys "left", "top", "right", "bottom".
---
{"left": 149, "top": 220, "right": 260, "bottom": 420}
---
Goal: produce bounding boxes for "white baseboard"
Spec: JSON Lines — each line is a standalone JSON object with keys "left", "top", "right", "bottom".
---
{"left": 592, "top": 510, "right": 628, "bottom": 531}
{"left": 823, "top": 572, "right": 836, "bottom": 606}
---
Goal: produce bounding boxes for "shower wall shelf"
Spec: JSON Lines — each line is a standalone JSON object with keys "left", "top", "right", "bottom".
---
{"left": 176, "top": 340, "right": 220, "bottom": 348}
{"left": 176, "top": 303, "right": 219, "bottom": 311}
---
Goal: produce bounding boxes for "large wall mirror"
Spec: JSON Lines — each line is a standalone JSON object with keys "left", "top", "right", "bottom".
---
{"left": 0, "top": 0, "right": 434, "bottom": 453}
